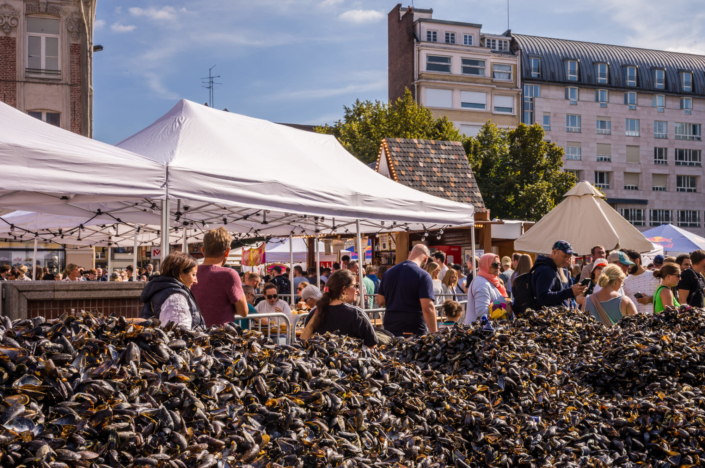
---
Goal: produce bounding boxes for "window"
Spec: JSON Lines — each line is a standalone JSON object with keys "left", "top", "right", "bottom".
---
{"left": 530, "top": 57, "right": 540, "bottom": 78}
{"left": 566, "top": 60, "right": 578, "bottom": 81}
{"left": 461, "top": 59, "right": 485, "bottom": 76}
{"left": 27, "top": 17, "right": 60, "bottom": 76}
{"left": 682, "top": 72, "right": 692, "bottom": 92}
{"left": 595, "top": 171, "right": 610, "bottom": 189}
{"left": 493, "top": 64, "right": 512, "bottom": 80}
{"left": 565, "top": 87, "right": 578, "bottom": 105}
{"left": 595, "top": 89, "right": 608, "bottom": 107}
{"left": 463, "top": 34, "right": 473, "bottom": 46}
{"left": 566, "top": 170, "right": 581, "bottom": 180}
{"left": 678, "top": 210, "right": 701, "bottom": 228}
{"left": 596, "top": 143, "right": 611, "bottom": 162}
{"left": 426, "top": 55, "right": 451, "bottom": 73}
{"left": 654, "top": 121, "right": 667, "bottom": 139}
{"left": 28, "top": 111, "right": 60, "bottom": 126}
{"left": 460, "top": 125, "right": 482, "bottom": 137}
{"left": 595, "top": 63, "right": 608, "bottom": 84}
{"left": 425, "top": 88, "right": 453, "bottom": 108}
{"left": 523, "top": 85, "right": 539, "bottom": 124}
{"left": 625, "top": 66, "right": 637, "bottom": 87}
{"left": 626, "top": 118, "right": 640, "bottom": 136}
{"left": 680, "top": 97, "right": 692, "bottom": 114}
{"left": 675, "top": 123, "right": 701, "bottom": 141}
{"left": 626, "top": 145, "right": 640, "bottom": 164}
{"left": 461, "top": 91, "right": 486, "bottom": 110}
{"left": 654, "top": 147, "right": 667, "bottom": 165}
{"left": 445, "top": 32, "right": 456, "bottom": 44}
{"left": 624, "top": 173, "right": 640, "bottom": 191}
{"left": 566, "top": 143, "right": 581, "bottom": 160}
{"left": 676, "top": 175, "right": 697, "bottom": 192}
{"left": 653, "top": 69, "right": 665, "bottom": 89}
{"left": 485, "top": 39, "right": 509, "bottom": 51}
{"left": 621, "top": 208, "right": 645, "bottom": 226}
{"left": 653, "top": 95, "right": 665, "bottom": 112}
{"left": 493, "top": 95, "right": 514, "bottom": 113}
{"left": 596, "top": 118, "right": 611, "bottom": 135}
{"left": 566, "top": 114, "right": 581, "bottom": 132}
{"left": 675, "top": 149, "right": 702, "bottom": 166}
{"left": 543, "top": 113, "right": 551, "bottom": 131}
{"left": 426, "top": 30, "right": 438, "bottom": 42}
{"left": 624, "top": 92, "right": 637, "bottom": 109}
{"left": 652, "top": 173, "right": 667, "bottom": 191}
{"left": 651, "top": 209, "right": 673, "bottom": 226}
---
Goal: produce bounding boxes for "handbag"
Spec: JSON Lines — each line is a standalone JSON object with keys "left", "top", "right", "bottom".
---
{"left": 471, "top": 280, "right": 508, "bottom": 320}
{"left": 590, "top": 293, "right": 614, "bottom": 328}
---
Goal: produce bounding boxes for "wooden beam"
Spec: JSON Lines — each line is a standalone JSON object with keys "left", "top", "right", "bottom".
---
{"left": 396, "top": 232, "right": 409, "bottom": 264}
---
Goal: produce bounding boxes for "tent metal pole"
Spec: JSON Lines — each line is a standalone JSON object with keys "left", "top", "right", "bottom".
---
{"left": 289, "top": 234, "right": 294, "bottom": 306}
{"left": 132, "top": 223, "right": 139, "bottom": 281}
{"left": 161, "top": 199, "right": 170, "bottom": 262}
{"left": 107, "top": 246, "right": 112, "bottom": 276}
{"left": 356, "top": 220, "right": 365, "bottom": 310}
{"left": 470, "top": 224, "right": 476, "bottom": 282}
{"left": 182, "top": 227, "right": 187, "bottom": 254}
{"left": 316, "top": 235, "right": 321, "bottom": 289}
{"left": 32, "top": 238, "right": 38, "bottom": 280}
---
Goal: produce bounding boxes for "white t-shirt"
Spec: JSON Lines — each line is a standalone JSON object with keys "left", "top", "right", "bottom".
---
{"left": 622, "top": 270, "right": 659, "bottom": 315}
{"left": 439, "top": 264, "right": 449, "bottom": 281}
{"left": 432, "top": 279, "right": 444, "bottom": 304}
{"left": 255, "top": 299, "right": 294, "bottom": 323}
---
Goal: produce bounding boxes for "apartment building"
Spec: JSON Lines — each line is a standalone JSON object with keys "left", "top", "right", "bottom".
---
{"left": 514, "top": 34, "right": 705, "bottom": 237}
{"left": 0, "top": 0, "right": 96, "bottom": 136}
{"left": 388, "top": 4, "right": 521, "bottom": 137}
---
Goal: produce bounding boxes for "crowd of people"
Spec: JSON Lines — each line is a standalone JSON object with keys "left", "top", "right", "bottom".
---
{"left": 0, "top": 262, "right": 157, "bottom": 282}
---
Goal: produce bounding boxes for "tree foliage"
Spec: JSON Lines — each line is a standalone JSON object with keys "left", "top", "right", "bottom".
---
{"left": 465, "top": 122, "right": 576, "bottom": 221}
{"left": 315, "top": 89, "right": 464, "bottom": 164}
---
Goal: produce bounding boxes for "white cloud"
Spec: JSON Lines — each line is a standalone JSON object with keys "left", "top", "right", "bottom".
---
{"left": 111, "top": 23, "right": 136, "bottom": 33}
{"left": 114, "top": 6, "right": 122, "bottom": 14}
{"left": 143, "top": 72, "right": 180, "bottom": 100}
{"left": 338, "top": 9, "right": 384, "bottom": 24}
{"left": 320, "top": 0, "right": 344, "bottom": 6}
{"left": 94, "top": 19, "right": 105, "bottom": 30}
{"left": 268, "top": 79, "right": 386, "bottom": 101}
{"left": 129, "top": 6, "right": 178, "bottom": 21}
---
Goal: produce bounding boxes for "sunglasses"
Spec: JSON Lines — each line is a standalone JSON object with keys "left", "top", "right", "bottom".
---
{"left": 266, "top": 294, "right": 278, "bottom": 300}
{"left": 297, "top": 287, "right": 303, "bottom": 291}
{"left": 490, "top": 262, "right": 501, "bottom": 268}
{"left": 351, "top": 284, "right": 360, "bottom": 289}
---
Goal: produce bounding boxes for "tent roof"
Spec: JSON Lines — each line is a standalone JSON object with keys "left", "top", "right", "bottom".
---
{"left": 0, "top": 102, "right": 166, "bottom": 207}
{"left": 641, "top": 224, "right": 705, "bottom": 254}
{"left": 514, "top": 181, "right": 654, "bottom": 255}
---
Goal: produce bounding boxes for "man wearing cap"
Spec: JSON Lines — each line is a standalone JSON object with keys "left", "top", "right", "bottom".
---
{"left": 592, "top": 251, "right": 634, "bottom": 296}
{"left": 532, "top": 240, "right": 587, "bottom": 308}
{"left": 653, "top": 255, "right": 665, "bottom": 270}
{"left": 579, "top": 245, "right": 606, "bottom": 282}
{"left": 498, "top": 256, "right": 514, "bottom": 296}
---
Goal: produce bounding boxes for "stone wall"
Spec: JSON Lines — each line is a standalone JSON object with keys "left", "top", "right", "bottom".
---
{"left": 0, "top": 281, "right": 145, "bottom": 321}
{"left": 0, "top": 36, "right": 17, "bottom": 107}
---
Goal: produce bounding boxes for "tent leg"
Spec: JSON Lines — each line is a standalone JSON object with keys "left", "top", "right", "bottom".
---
{"left": 133, "top": 224, "right": 139, "bottom": 281}
{"left": 356, "top": 220, "right": 365, "bottom": 310}
{"left": 182, "top": 227, "right": 187, "bottom": 254}
{"left": 32, "top": 238, "right": 38, "bottom": 280}
{"left": 316, "top": 235, "right": 321, "bottom": 290}
{"left": 161, "top": 199, "right": 170, "bottom": 263}
{"left": 470, "top": 225, "right": 476, "bottom": 280}
{"left": 289, "top": 234, "right": 294, "bottom": 306}
{"left": 107, "top": 247, "right": 112, "bottom": 277}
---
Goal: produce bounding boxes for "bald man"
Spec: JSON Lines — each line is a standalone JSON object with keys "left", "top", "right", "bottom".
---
{"left": 377, "top": 244, "right": 437, "bottom": 336}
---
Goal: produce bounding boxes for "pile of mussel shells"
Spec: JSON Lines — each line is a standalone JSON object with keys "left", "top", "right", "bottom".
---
{"left": 0, "top": 307, "right": 704, "bottom": 468}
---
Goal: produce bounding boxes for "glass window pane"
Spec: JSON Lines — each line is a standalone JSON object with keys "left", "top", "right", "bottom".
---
{"left": 27, "top": 17, "right": 60, "bottom": 35}
{"left": 45, "top": 113, "right": 60, "bottom": 126}
{"left": 27, "top": 35, "right": 41, "bottom": 69}
{"left": 28, "top": 111, "right": 42, "bottom": 120}
{"left": 45, "top": 37, "right": 58, "bottom": 57}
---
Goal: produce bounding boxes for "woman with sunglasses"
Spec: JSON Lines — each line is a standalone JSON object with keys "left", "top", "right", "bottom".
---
{"left": 254, "top": 282, "right": 294, "bottom": 325}
{"left": 300, "top": 270, "right": 378, "bottom": 347}
{"left": 464, "top": 253, "right": 508, "bottom": 324}
{"left": 653, "top": 263, "right": 681, "bottom": 314}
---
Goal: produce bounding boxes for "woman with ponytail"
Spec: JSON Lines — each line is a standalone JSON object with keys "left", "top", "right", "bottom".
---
{"left": 652, "top": 263, "right": 681, "bottom": 314}
{"left": 300, "top": 270, "right": 378, "bottom": 347}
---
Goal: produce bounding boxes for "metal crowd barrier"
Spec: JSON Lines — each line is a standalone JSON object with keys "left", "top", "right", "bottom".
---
{"left": 242, "top": 312, "right": 292, "bottom": 345}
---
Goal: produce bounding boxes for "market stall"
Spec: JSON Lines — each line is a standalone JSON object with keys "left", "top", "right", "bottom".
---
{"left": 641, "top": 224, "right": 705, "bottom": 256}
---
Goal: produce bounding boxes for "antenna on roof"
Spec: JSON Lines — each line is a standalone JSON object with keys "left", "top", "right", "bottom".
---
{"left": 201, "top": 65, "right": 221, "bottom": 109}
{"left": 507, "top": 0, "right": 510, "bottom": 30}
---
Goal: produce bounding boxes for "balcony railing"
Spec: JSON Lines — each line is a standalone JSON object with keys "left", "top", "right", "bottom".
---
{"left": 567, "top": 126, "right": 581, "bottom": 133}
{"left": 624, "top": 185, "right": 639, "bottom": 191}
{"left": 597, "top": 156, "right": 612, "bottom": 162}
{"left": 596, "top": 128, "right": 611, "bottom": 135}
{"left": 25, "top": 68, "right": 60, "bottom": 76}
{"left": 652, "top": 186, "right": 667, "bottom": 192}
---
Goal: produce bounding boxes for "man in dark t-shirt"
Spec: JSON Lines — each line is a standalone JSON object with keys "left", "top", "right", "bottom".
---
{"left": 678, "top": 250, "right": 705, "bottom": 308}
{"left": 377, "top": 244, "right": 436, "bottom": 337}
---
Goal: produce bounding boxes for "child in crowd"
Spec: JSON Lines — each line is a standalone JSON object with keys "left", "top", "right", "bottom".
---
{"left": 440, "top": 300, "right": 463, "bottom": 328}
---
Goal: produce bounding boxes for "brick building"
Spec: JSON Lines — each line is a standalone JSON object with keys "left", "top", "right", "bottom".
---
{"left": 388, "top": 4, "right": 521, "bottom": 137}
{"left": 0, "top": 0, "right": 96, "bottom": 136}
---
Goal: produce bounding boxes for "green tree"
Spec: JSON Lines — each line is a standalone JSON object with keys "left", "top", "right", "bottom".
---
{"left": 316, "top": 89, "right": 464, "bottom": 164}
{"left": 465, "top": 122, "right": 576, "bottom": 221}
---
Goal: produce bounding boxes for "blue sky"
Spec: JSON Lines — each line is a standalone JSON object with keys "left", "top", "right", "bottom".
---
{"left": 93, "top": 0, "right": 705, "bottom": 144}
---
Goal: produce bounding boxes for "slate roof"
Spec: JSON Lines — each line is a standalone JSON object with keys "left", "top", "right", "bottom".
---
{"left": 376, "top": 138, "right": 486, "bottom": 211}
{"left": 514, "top": 34, "right": 705, "bottom": 95}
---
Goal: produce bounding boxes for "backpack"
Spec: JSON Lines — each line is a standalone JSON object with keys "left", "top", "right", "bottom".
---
{"left": 512, "top": 265, "right": 540, "bottom": 317}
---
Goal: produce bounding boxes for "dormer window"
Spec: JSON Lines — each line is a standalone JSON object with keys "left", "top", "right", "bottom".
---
{"left": 445, "top": 32, "right": 456, "bottom": 44}
{"left": 653, "top": 69, "right": 665, "bottom": 89}
{"left": 463, "top": 34, "right": 473, "bottom": 46}
{"left": 682, "top": 72, "right": 692, "bottom": 92}
{"left": 426, "top": 30, "right": 438, "bottom": 42}
{"left": 566, "top": 60, "right": 578, "bottom": 81}
{"left": 624, "top": 66, "right": 637, "bottom": 87}
{"left": 485, "top": 38, "right": 509, "bottom": 51}
{"left": 595, "top": 63, "right": 608, "bottom": 84}
{"left": 530, "top": 57, "right": 540, "bottom": 78}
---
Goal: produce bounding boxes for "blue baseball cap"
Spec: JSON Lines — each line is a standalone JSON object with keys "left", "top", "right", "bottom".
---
{"left": 654, "top": 254, "right": 665, "bottom": 265}
{"left": 552, "top": 240, "right": 576, "bottom": 255}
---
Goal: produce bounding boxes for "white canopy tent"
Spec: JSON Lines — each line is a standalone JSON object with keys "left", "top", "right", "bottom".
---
{"left": 264, "top": 237, "right": 336, "bottom": 264}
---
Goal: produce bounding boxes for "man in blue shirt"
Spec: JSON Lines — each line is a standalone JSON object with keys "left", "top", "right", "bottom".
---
{"left": 377, "top": 244, "right": 437, "bottom": 336}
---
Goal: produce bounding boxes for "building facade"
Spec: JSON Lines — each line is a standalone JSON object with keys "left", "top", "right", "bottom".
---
{"left": 388, "top": 4, "right": 521, "bottom": 137}
{"left": 514, "top": 34, "right": 705, "bottom": 236}
{"left": 0, "top": 0, "right": 95, "bottom": 136}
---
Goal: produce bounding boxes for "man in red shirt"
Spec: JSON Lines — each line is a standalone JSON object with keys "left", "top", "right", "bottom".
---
{"left": 191, "top": 227, "right": 248, "bottom": 327}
